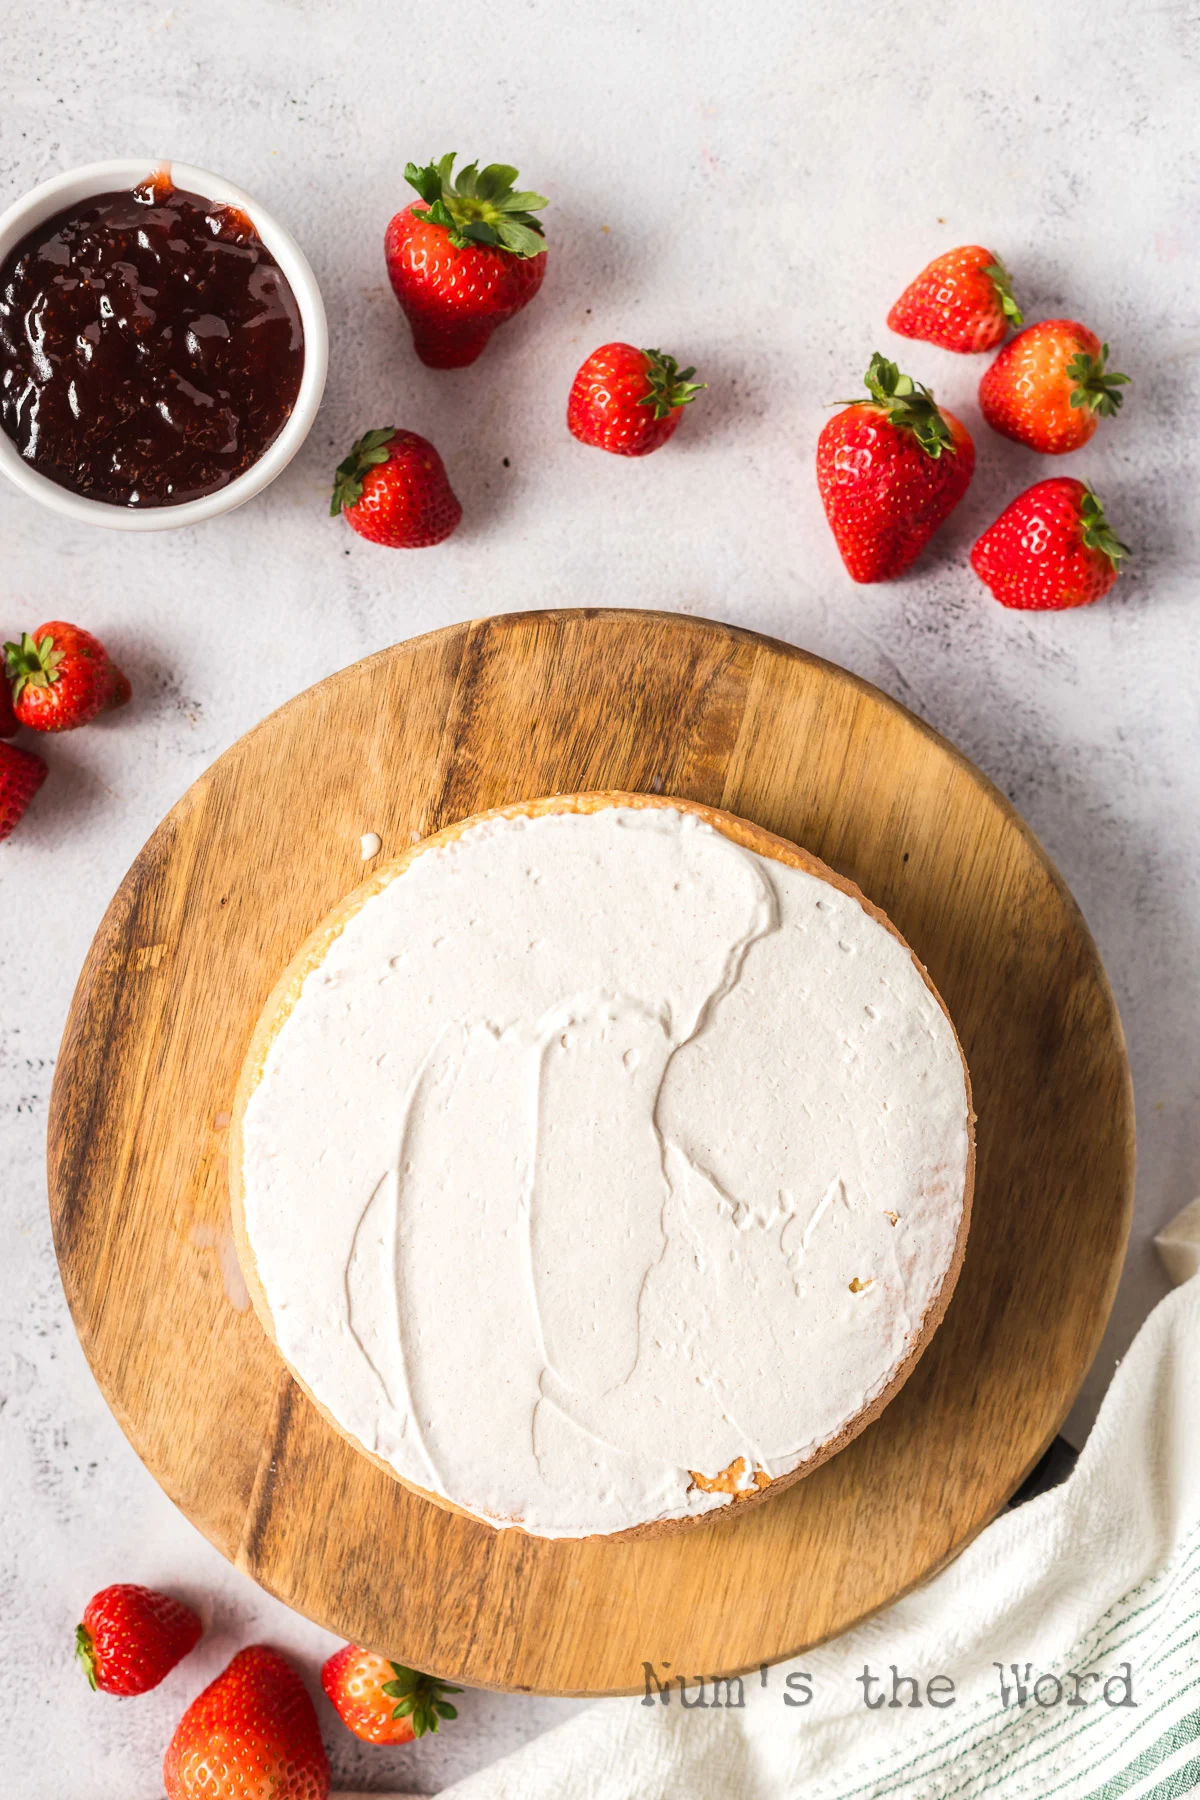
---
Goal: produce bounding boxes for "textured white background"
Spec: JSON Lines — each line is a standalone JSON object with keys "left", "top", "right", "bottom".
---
{"left": 2, "top": 1, "right": 1197, "bottom": 1793}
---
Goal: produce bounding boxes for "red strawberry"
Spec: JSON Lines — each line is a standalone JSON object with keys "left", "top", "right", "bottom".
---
{"left": 163, "top": 1645, "right": 330, "bottom": 1800}
{"left": 971, "top": 477, "right": 1128, "bottom": 611}
{"left": 567, "top": 343, "right": 704, "bottom": 456}
{"left": 321, "top": 1643, "right": 461, "bottom": 1745}
{"left": 331, "top": 428, "right": 462, "bottom": 548}
{"left": 979, "top": 320, "right": 1129, "bottom": 454}
{"left": 0, "top": 740, "right": 48, "bottom": 841}
{"left": 5, "top": 621, "right": 130, "bottom": 732}
{"left": 888, "top": 245, "right": 1022, "bottom": 353}
{"left": 76, "top": 1583, "right": 202, "bottom": 1696}
{"left": 816, "top": 353, "right": 975, "bottom": 582}
{"left": 385, "top": 155, "right": 548, "bottom": 368}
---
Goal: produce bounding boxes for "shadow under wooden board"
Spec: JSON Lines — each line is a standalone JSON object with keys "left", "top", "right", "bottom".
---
{"left": 48, "top": 608, "right": 1134, "bottom": 1697}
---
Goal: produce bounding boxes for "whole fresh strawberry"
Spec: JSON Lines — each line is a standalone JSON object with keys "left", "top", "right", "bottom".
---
{"left": 888, "top": 245, "right": 1022, "bottom": 353}
{"left": 979, "top": 320, "right": 1129, "bottom": 454}
{"left": 321, "top": 1643, "right": 461, "bottom": 1745}
{"left": 971, "top": 477, "right": 1128, "bottom": 611}
{"left": 76, "top": 1583, "right": 202, "bottom": 1696}
{"left": 331, "top": 428, "right": 462, "bottom": 548}
{"left": 0, "top": 740, "right": 47, "bottom": 842}
{"left": 817, "top": 353, "right": 975, "bottom": 582}
{"left": 163, "top": 1645, "right": 329, "bottom": 1800}
{"left": 567, "top": 344, "right": 704, "bottom": 456}
{"left": 385, "top": 155, "right": 548, "bottom": 368}
{"left": 5, "top": 621, "right": 130, "bottom": 732}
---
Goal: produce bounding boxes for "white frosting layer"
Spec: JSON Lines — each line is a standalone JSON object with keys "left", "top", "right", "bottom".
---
{"left": 240, "top": 805, "right": 970, "bottom": 1537}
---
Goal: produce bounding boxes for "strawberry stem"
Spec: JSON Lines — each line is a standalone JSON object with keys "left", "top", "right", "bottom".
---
{"left": 1067, "top": 342, "right": 1130, "bottom": 417}
{"left": 636, "top": 350, "right": 706, "bottom": 419}
{"left": 4, "top": 631, "right": 63, "bottom": 702}
{"left": 983, "top": 258, "right": 1023, "bottom": 328}
{"left": 330, "top": 429, "right": 398, "bottom": 516}
{"left": 1079, "top": 487, "right": 1130, "bottom": 569}
{"left": 380, "top": 1664, "right": 463, "bottom": 1738}
{"left": 404, "top": 155, "right": 548, "bottom": 258}
{"left": 75, "top": 1623, "right": 98, "bottom": 1691}
{"left": 846, "top": 353, "right": 957, "bottom": 459}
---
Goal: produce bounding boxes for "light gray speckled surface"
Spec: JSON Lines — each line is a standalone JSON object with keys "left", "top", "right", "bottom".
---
{"left": 2, "top": 1, "right": 1197, "bottom": 1794}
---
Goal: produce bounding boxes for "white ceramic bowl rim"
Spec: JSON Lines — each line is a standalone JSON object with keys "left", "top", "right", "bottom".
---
{"left": 0, "top": 157, "right": 328, "bottom": 531}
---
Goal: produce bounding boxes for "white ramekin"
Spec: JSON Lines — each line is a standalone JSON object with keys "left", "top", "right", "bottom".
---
{"left": 0, "top": 158, "right": 328, "bottom": 530}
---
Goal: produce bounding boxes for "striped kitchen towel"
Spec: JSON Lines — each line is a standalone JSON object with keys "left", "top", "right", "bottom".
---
{"left": 439, "top": 1273, "right": 1200, "bottom": 1800}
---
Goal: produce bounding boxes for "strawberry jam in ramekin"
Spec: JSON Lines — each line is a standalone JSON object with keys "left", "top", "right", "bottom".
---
{"left": 0, "top": 173, "right": 304, "bottom": 508}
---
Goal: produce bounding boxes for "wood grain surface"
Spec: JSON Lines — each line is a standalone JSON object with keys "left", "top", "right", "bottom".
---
{"left": 47, "top": 608, "right": 1134, "bottom": 1696}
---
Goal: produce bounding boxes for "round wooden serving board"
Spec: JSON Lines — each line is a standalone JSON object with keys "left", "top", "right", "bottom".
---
{"left": 48, "top": 608, "right": 1134, "bottom": 1696}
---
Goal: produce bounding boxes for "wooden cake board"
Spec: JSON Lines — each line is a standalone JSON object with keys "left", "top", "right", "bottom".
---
{"left": 48, "top": 609, "right": 1134, "bottom": 1695}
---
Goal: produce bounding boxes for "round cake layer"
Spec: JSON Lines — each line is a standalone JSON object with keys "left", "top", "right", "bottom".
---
{"left": 232, "top": 795, "right": 973, "bottom": 1539}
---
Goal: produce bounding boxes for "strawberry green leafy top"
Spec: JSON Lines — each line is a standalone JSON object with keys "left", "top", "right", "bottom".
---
{"left": 380, "top": 1663, "right": 462, "bottom": 1737}
{"left": 847, "top": 353, "right": 958, "bottom": 459}
{"left": 639, "top": 350, "right": 706, "bottom": 419}
{"left": 1079, "top": 486, "right": 1131, "bottom": 569}
{"left": 330, "top": 428, "right": 397, "bottom": 516}
{"left": 4, "top": 631, "right": 64, "bottom": 701}
{"left": 405, "top": 155, "right": 548, "bottom": 258}
{"left": 983, "top": 257, "right": 1024, "bottom": 329}
{"left": 1067, "top": 342, "right": 1130, "bottom": 418}
{"left": 74, "top": 1623, "right": 101, "bottom": 1691}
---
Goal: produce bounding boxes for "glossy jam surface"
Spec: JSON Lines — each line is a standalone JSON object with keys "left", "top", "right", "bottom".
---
{"left": 0, "top": 178, "right": 304, "bottom": 507}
